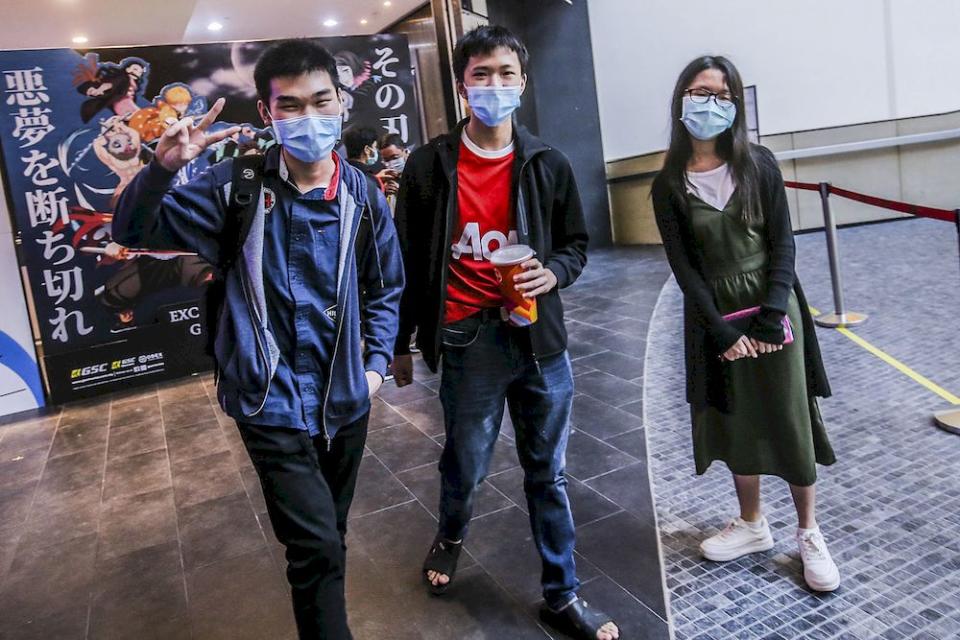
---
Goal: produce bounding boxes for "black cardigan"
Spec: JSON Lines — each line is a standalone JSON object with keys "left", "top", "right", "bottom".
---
{"left": 651, "top": 144, "right": 831, "bottom": 413}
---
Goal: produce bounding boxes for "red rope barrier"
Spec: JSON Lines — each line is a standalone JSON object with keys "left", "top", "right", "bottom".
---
{"left": 783, "top": 181, "right": 956, "bottom": 223}
{"left": 784, "top": 180, "right": 820, "bottom": 192}
{"left": 826, "top": 186, "right": 956, "bottom": 223}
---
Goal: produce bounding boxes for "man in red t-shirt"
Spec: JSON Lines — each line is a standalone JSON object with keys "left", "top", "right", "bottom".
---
{"left": 391, "top": 26, "right": 619, "bottom": 640}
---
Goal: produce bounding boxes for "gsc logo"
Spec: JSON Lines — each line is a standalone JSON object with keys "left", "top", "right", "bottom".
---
{"left": 71, "top": 363, "right": 109, "bottom": 379}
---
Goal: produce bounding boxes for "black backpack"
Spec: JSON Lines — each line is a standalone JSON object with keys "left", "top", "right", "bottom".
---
{"left": 203, "top": 154, "right": 377, "bottom": 358}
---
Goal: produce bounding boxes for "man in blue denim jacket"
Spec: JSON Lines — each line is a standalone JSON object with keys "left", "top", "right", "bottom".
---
{"left": 112, "top": 40, "right": 404, "bottom": 640}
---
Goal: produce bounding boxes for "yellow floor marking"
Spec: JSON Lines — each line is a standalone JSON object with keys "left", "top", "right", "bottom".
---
{"left": 809, "top": 306, "right": 960, "bottom": 405}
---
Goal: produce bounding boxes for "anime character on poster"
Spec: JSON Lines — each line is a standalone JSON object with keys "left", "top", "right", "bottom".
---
{"left": 335, "top": 50, "right": 372, "bottom": 123}
{"left": 60, "top": 54, "right": 252, "bottom": 334}
{"left": 73, "top": 54, "right": 150, "bottom": 123}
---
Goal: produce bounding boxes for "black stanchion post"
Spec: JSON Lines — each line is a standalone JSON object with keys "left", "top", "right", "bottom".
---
{"left": 955, "top": 209, "right": 960, "bottom": 275}
{"left": 814, "top": 182, "right": 867, "bottom": 328}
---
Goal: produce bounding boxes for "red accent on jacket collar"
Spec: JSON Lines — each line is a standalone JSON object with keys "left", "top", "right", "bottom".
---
{"left": 323, "top": 152, "right": 341, "bottom": 201}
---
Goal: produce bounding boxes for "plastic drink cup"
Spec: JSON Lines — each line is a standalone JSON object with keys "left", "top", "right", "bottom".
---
{"left": 490, "top": 244, "right": 538, "bottom": 326}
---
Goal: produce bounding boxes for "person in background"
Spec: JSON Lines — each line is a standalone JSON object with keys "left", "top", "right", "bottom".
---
{"left": 343, "top": 126, "right": 399, "bottom": 196}
{"left": 378, "top": 132, "right": 410, "bottom": 214}
{"left": 391, "top": 25, "right": 619, "bottom": 640}
{"left": 379, "top": 132, "right": 410, "bottom": 174}
{"left": 651, "top": 55, "right": 839, "bottom": 592}
{"left": 112, "top": 39, "right": 404, "bottom": 639}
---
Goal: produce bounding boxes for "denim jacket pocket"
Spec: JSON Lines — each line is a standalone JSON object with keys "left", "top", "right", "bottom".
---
{"left": 440, "top": 316, "right": 484, "bottom": 348}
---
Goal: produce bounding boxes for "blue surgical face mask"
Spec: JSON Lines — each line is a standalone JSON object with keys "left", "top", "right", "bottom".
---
{"left": 680, "top": 96, "right": 737, "bottom": 141}
{"left": 365, "top": 146, "right": 379, "bottom": 166}
{"left": 272, "top": 113, "right": 342, "bottom": 163}
{"left": 466, "top": 85, "right": 522, "bottom": 127}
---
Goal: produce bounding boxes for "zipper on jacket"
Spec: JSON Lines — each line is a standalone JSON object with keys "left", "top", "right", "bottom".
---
{"left": 515, "top": 157, "right": 543, "bottom": 371}
{"left": 370, "top": 219, "right": 385, "bottom": 289}
{"left": 434, "top": 165, "right": 459, "bottom": 359}
{"left": 320, "top": 195, "right": 367, "bottom": 445}
{"left": 516, "top": 159, "right": 532, "bottom": 241}
{"left": 238, "top": 262, "right": 273, "bottom": 417}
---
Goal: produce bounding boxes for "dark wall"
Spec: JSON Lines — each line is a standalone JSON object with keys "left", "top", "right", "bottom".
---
{"left": 486, "top": 0, "right": 612, "bottom": 246}
{"left": 387, "top": 4, "right": 452, "bottom": 143}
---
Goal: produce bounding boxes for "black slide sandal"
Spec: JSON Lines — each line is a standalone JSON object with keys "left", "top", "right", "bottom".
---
{"left": 540, "top": 598, "right": 620, "bottom": 640}
{"left": 422, "top": 535, "right": 462, "bottom": 595}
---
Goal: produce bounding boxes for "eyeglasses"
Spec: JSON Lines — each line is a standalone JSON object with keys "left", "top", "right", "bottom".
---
{"left": 685, "top": 89, "right": 736, "bottom": 110}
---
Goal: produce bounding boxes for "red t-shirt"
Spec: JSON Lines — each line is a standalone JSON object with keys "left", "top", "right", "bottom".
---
{"left": 444, "top": 132, "right": 517, "bottom": 324}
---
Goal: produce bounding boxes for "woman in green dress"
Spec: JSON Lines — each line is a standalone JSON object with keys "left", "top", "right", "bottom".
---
{"left": 651, "top": 56, "right": 839, "bottom": 592}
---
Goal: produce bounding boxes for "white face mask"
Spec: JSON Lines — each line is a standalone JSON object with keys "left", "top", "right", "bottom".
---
{"left": 384, "top": 157, "right": 406, "bottom": 172}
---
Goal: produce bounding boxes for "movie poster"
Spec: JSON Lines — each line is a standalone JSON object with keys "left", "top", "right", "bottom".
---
{"left": 0, "top": 35, "right": 419, "bottom": 403}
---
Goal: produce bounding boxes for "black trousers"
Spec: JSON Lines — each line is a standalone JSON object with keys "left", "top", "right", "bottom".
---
{"left": 237, "top": 414, "right": 369, "bottom": 640}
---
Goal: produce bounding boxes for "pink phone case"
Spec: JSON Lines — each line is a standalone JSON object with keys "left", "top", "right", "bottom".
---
{"left": 722, "top": 306, "right": 795, "bottom": 344}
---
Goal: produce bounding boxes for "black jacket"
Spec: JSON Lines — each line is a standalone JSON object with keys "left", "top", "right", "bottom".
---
{"left": 652, "top": 144, "right": 831, "bottom": 413}
{"left": 393, "top": 119, "right": 589, "bottom": 371}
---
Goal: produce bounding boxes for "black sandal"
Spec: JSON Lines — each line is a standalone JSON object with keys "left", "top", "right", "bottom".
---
{"left": 540, "top": 598, "right": 620, "bottom": 640}
{"left": 422, "top": 535, "right": 462, "bottom": 595}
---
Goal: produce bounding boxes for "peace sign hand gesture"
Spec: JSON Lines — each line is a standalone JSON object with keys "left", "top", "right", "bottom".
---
{"left": 155, "top": 98, "right": 241, "bottom": 173}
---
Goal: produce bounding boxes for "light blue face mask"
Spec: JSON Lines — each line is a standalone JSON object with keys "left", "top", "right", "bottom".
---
{"left": 680, "top": 96, "right": 737, "bottom": 141}
{"left": 466, "top": 85, "right": 522, "bottom": 127}
{"left": 272, "top": 113, "right": 342, "bottom": 163}
{"left": 384, "top": 157, "right": 406, "bottom": 172}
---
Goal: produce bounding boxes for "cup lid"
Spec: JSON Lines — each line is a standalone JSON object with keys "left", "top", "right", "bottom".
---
{"left": 490, "top": 244, "right": 534, "bottom": 266}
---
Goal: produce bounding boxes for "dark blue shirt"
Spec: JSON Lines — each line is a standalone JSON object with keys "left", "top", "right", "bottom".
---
{"left": 243, "top": 155, "right": 343, "bottom": 436}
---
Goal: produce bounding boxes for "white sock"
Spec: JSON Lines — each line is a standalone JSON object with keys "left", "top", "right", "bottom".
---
{"left": 742, "top": 516, "right": 765, "bottom": 531}
{"left": 797, "top": 526, "right": 819, "bottom": 536}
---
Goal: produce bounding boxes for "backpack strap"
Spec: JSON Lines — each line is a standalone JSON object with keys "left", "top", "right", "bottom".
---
{"left": 204, "top": 154, "right": 263, "bottom": 360}
{"left": 222, "top": 154, "right": 264, "bottom": 269}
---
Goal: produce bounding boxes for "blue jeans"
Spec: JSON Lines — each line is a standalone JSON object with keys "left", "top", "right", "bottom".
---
{"left": 438, "top": 314, "right": 579, "bottom": 609}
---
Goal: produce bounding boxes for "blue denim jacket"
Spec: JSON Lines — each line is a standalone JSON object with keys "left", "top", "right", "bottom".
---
{"left": 113, "top": 147, "right": 404, "bottom": 442}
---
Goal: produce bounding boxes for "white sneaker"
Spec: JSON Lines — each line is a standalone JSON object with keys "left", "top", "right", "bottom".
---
{"left": 700, "top": 516, "right": 774, "bottom": 562}
{"left": 796, "top": 527, "right": 840, "bottom": 592}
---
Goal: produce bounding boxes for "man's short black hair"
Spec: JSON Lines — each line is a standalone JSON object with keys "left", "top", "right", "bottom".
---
{"left": 343, "top": 126, "right": 380, "bottom": 160}
{"left": 379, "top": 133, "right": 405, "bottom": 150}
{"left": 254, "top": 39, "right": 340, "bottom": 102}
{"left": 452, "top": 25, "right": 529, "bottom": 83}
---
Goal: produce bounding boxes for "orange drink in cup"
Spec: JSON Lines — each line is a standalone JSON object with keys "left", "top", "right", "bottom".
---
{"left": 490, "top": 245, "right": 538, "bottom": 326}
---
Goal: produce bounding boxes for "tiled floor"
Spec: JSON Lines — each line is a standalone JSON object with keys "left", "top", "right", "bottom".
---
{"left": 646, "top": 218, "right": 960, "bottom": 640}
{"left": 0, "top": 246, "right": 674, "bottom": 640}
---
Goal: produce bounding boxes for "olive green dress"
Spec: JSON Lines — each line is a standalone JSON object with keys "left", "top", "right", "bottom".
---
{"left": 688, "top": 193, "right": 835, "bottom": 487}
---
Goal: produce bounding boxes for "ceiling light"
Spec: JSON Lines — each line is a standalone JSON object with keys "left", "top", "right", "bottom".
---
{"left": 207, "top": 21, "right": 223, "bottom": 32}
{"left": 384, "top": 1, "right": 392, "bottom": 6}
{"left": 360, "top": 18, "right": 368, "bottom": 25}
{"left": 72, "top": 35, "right": 88, "bottom": 44}
{"left": 323, "top": 19, "right": 338, "bottom": 27}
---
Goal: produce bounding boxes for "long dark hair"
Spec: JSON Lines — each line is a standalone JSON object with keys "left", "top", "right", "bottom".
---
{"left": 660, "top": 56, "right": 761, "bottom": 223}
